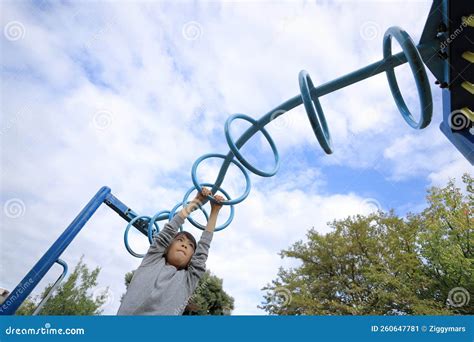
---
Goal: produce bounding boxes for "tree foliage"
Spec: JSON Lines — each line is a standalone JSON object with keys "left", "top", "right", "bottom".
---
{"left": 16, "top": 256, "right": 109, "bottom": 315}
{"left": 260, "top": 174, "right": 473, "bottom": 315}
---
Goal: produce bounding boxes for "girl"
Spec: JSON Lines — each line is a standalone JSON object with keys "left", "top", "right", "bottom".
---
{"left": 117, "top": 187, "right": 224, "bottom": 315}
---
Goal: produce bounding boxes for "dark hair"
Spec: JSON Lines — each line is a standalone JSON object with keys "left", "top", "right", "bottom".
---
{"left": 175, "top": 231, "right": 197, "bottom": 251}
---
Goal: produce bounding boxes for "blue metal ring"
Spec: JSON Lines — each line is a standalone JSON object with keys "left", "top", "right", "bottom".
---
{"left": 168, "top": 201, "right": 209, "bottom": 226}
{"left": 121, "top": 25, "right": 434, "bottom": 254}
{"left": 182, "top": 182, "right": 235, "bottom": 231}
{"left": 191, "top": 153, "right": 251, "bottom": 205}
{"left": 225, "top": 113, "right": 280, "bottom": 177}
{"left": 147, "top": 210, "right": 170, "bottom": 244}
{"left": 383, "top": 26, "right": 432, "bottom": 129}
{"left": 124, "top": 215, "right": 158, "bottom": 258}
{"left": 298, "top": 70, "right": 333, "bottom": 154}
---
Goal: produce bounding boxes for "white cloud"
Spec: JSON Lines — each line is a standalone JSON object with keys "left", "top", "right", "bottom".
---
{"left": 205, "top": 186, "right": 383, "bottom": 314}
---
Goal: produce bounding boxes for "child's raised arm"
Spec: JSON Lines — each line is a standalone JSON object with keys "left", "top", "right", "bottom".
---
{"left": 145, "top": 188, "right": 211, "bottom": 256}
{"left": 178, "top": 187, "right": 212, "bottom": 220}
{"left": 185, "top": 194, "right": 224, "bottom": 290}
{"left": 138, "top": 211, "right": 185, "bottom": 267}
{"left": 203, "top": 193, "right": 224, "bottom": 233}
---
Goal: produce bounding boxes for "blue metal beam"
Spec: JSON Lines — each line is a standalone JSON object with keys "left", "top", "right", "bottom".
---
{"left": 0, "top": 187, "right": 111, "bottom": 315}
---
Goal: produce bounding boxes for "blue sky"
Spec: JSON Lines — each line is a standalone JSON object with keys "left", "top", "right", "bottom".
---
{"left": 1, "top": 0, "right": 471, "bottom": 315}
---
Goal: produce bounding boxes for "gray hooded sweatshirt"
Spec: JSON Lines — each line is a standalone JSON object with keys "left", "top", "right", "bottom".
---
{"left": 117, "top": 213, "right": 213, "bottom": 315}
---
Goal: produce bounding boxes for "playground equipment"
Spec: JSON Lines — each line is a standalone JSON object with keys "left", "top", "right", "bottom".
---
{"left": 1, "top": 0, "right": 472, "bottom": 315}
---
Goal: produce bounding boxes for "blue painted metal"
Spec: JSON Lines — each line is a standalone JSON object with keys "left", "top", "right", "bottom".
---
{"left": 0, "top": 186, "right": 111, "bottom": 315}
{"left": 419, "top": 0, "right": 447, "bottom": 83}
{"left": 191, "top": 153, "right": 251, "bottom": 208}
{"left": 440, "top": 93, "right": 474, "bottom": 163}
{"left": 436, "top": 0, "right": 474, "bottom": 163}
{"left": 104, "top": 192, "right": 150, "bottom": 236}
{"left": 2, "top": 0, "right": 472, "bottom": 315}
{"left": 384, "top": 26, "right": 433, "bottom": 129}
{"left": 124, "top": 215, "right": 159, "bottom": 258}
{"left": 148, "top": 210, "right": 171, "bottom": 244}
{"left": 225, "top": 113, "right": 281, "bottom": 177}
{"left": 32, "top": 259, "right": 68, "bottom": 315}
{"left": 182, "top": 182, "right": 235, "bottom": 231}
{"left": 299, "top": 70, "right": 333, "bottom": 154}
{"left": 168, "top": 201, "right": 207, "bottom": 223}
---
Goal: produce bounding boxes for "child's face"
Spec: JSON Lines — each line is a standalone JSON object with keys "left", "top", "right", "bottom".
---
{"left": 166, "top": 234, "right": 195, "bottom": 269}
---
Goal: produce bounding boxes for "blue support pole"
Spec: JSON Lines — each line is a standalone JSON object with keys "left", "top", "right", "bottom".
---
{"left": 32, "top": 259, "right": 68, "bottom": 315}
{"left": 0, "top": 186, "right": 111, "bottom": 315}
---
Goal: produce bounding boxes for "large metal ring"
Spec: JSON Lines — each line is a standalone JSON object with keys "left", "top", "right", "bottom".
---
{"left": 299, "top": 70, "right": 333, "bottom": 154}
{"left": 124, "top": 215, "right": 158, "bottom": 258}
{"left": 383, "top": 26, "right": 432, "bottom": 129}
{"left": 191, "top": 153, "right": 251, "bottom": 205}
{"left": 182, "top": 182, "right": 235, "bottom": 231}
{"left": 225, "top": 113, "right": 280, "bottom": 177}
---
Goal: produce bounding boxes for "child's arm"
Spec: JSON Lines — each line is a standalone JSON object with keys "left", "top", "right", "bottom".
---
{"left": 177, "top": 187, "right": 211, "bottom": 220}
{"left": 139, "top": 211, "right": 185, "bottom": 267}
{"left": 145, "top": 188, "right": 210, "bottom": 256}
{"left": 144, "top": 212, "right": 184, "bottom": 259}
{"left": 185, "top": 194, "right": 224, "bottom": 290}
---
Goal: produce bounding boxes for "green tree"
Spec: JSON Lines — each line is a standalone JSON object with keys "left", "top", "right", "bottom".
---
{"left": 260, "top": 174, "right": 473, "bottom": 315}
{"left": 16, "top": 256, "right": 109, "bottom": 315}
{"left": 122, "top": 269, "right": 234, "bottom": 315}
